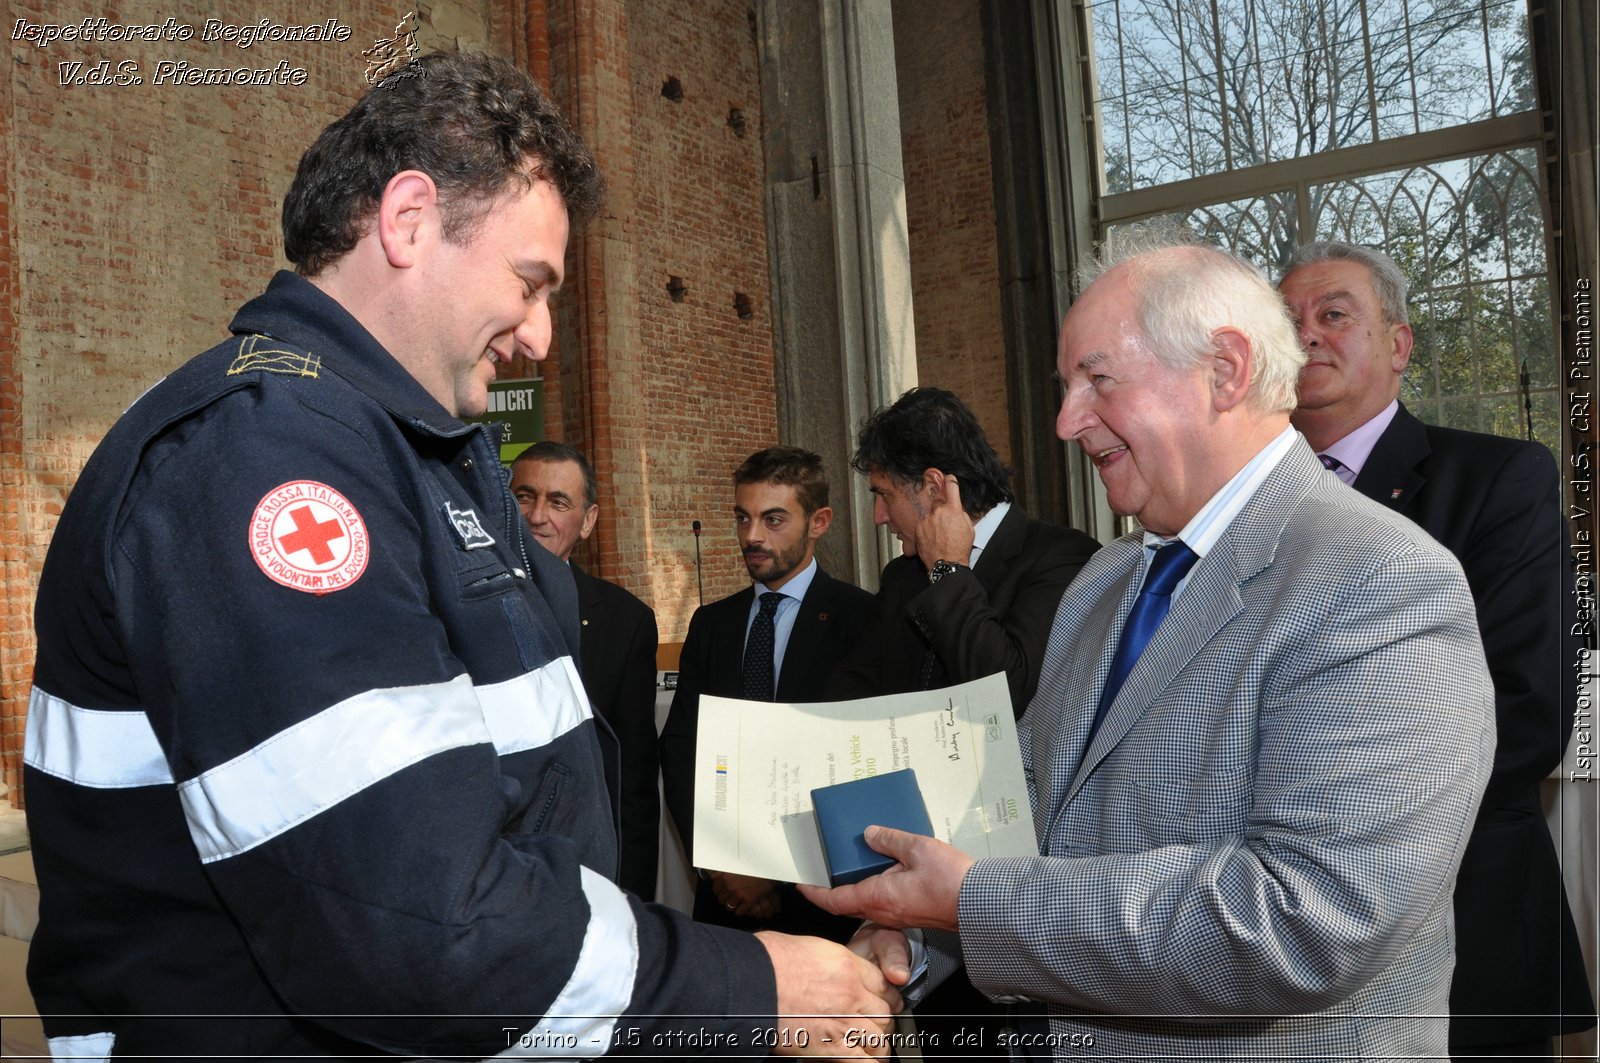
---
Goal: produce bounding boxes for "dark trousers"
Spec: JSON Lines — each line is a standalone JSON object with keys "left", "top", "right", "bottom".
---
{"left": 1451, "top": 1036, "right": 1556, "bottom": 1061}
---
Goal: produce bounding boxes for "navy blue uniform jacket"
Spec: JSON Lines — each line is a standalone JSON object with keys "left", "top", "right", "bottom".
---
{"left": 24, "top": 272, "right": 774, "bottom": 1057}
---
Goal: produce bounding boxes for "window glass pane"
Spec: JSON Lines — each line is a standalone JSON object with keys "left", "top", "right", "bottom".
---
{"left": 1125, "top": 87, "right": 1199, "bottom": 187}
{"left": 1408, "top": 0, "right": 1492, "bottom": 131}
{"left": 1108, "top": 191, "right": 1297, "bottom": 270}
{"left": 1368, "top": 0, "right": 1419, "bottom": 138}
{"left": 1088, "top": 0, "right": 1535, "bottom": 193}
{"left": 1441, "top": 394, "right": 1485, "bottom": 434}
{"left": 1484, "top": 0, "right": 1535, "bottom": 117}
{"left": 1404, "top": 294, "right": 1440, "bottom": 414}
{"left": 1425, "top": 289, "right": 1476, "bottom": 400}
{"left": 1499, "top": 151, "right": 1548, "bottom": 276}
{"left": 1474, "top": 280, "right": 1518, "bottom": 395}
{"left": 1088, "top": 0, "right": 1133, "bottom": 194}
{"left": 1480, "top": 394, "right": 1525, "bottom": 439}
{"left": 1530, "top": 391, "right": 1561, "bottom": 450}
{"left": 1516, "top": 276, "right": 1557, "bottom": 388}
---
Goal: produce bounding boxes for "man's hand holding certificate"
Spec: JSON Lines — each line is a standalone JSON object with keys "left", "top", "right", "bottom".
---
{"left": 690, "top": 672, "right": 1036, "bottom": 888}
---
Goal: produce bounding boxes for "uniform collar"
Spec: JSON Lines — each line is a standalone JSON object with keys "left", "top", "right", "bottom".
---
{"left": 229, "top": 271, "right": 473, "bottom": 437}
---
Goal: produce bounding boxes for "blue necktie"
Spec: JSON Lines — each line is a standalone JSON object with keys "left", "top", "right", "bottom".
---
{"left": 1086, "top": 540, "right": 1199, "bottom": 745}
{"left": 741, "top": 592, "right": 783, "bottom": 701}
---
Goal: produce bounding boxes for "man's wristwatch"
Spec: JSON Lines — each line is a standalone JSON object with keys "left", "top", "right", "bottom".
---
{"left": 928, "top": 559, "right": 964, "bottom": 584}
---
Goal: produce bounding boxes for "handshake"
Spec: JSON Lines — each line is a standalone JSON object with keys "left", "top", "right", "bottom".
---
{"left": 752, "top": 825, "right": 975, "bottom": 1058}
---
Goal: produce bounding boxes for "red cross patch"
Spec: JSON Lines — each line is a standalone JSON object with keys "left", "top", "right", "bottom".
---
{"left": 250, "top": 480, "right": 370, "bottom": 595}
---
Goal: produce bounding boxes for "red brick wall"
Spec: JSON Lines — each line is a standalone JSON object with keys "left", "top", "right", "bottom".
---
{"left": 1, "top": 0, "right": 22, "bottom": 803}
{"left": 0, "top": 3, "right": 492, "bottom": 806}
{"left": 627, "top": 0, "right": 774, "bottom": 641}
{"left": 541, "top": 0, "right": 774, "bottom": 642}
{"left": 892, "top": 0, "right": 1013, "bottom": 467}
{"left": 0, "top": 0, "right": 778, "bottom": 807}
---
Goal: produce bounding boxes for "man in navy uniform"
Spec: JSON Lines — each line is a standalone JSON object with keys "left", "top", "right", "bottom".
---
{"left": 23, "top": 50, "right": 896, "bottom": 1058}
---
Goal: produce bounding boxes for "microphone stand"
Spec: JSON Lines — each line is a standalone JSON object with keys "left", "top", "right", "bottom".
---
{"left": 691, "top": 520, "right": 704, "bottom": 607}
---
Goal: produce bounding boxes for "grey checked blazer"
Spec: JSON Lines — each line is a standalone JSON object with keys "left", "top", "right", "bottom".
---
{"left": 946, "top": 441, "right": 1495, "bottom": 1060}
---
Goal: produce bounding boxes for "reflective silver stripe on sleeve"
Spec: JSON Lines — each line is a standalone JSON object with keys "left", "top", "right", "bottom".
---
{"left": 179, "top": 657, "right": 589, "bottom": 864}
{"left": 48, "top": 1031, "right": 115, "bottom": 1060}
{"left": 497, "top": 866, "right": 638, "bottom": 1058}
{"left": 24, "top": 686, "right": 173, "bottom": 788}
{"left": 477, "top": 654, "right": 592, "bottom": 756}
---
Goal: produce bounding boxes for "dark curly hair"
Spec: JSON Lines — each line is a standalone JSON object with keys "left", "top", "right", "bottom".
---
{"left": 850, "top": 387, "right": 1013, "bottom": 518}
{"left": 283, "top": 50, "right": 604, "bottom": 277}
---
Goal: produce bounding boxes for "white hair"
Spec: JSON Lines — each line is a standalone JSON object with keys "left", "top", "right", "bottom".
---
{"left": 1077, "top": 225, "right": 1307, "bottom": 414}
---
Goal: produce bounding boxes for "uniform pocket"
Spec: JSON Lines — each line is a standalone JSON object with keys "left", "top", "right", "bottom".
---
{"left": 525, "top": 760, "right": 573, "bottom": 835}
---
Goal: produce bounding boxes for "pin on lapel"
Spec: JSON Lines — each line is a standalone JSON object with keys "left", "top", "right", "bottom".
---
{"left": 1389, "top": 488, "right": 1403, "bottom": 500}
{"left": 818, "top": 612, "right": 829, "bottom": 621}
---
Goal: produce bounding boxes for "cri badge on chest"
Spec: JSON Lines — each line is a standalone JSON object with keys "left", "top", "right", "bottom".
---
{"left": 250, "top": 480, "right": 371, "bottom": 595}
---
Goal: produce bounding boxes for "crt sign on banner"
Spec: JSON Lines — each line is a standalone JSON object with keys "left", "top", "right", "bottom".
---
{"left": 467, "top": 378, "right": 544, "bottom": 465}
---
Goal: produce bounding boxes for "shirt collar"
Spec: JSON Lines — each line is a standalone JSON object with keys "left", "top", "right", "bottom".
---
{"left": 759, "top": 555, "right": 817, "bottom": 601}
{"left": 969, "top": 501, "right": 1010, "bottom": 566}
{"left": 1142, "top": 424, "right": 1298, "bottom": 559}
{"left": 1319, "top": 399, "right": 1400, "bottom": 478}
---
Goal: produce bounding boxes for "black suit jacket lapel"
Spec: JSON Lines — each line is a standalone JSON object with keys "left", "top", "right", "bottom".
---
{"left": 775, "top": 570, "right": 833, "bottom": 701}
{"left": 708, "top": 587, "right": 756, "bottom": 697}
{"left": 971, "top": 504, "right": 1027, "bottom": 592}
{"left": 1351, "top": 404, "right": 1429, "bottom": 511}
{"left": 570, "top": 563, "right": 603, "bottom": 627}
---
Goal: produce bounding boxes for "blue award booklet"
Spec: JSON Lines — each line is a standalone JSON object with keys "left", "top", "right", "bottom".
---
{"left": 811, "top": 768, "right": 934, "bottom": 886}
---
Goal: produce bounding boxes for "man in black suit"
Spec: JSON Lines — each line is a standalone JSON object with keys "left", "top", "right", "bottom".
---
{"left": 828, "top": 387, "right": 1099, "bottom": 712}
{"left": 660, "top": 446, "right": 872, "bottom": 940}
{"left": 511, "top": 441, "right": 660, "bottom": 900}
{"left": 826, "top": 386, "right": 1099, "bottom": 1055}
{"left": 1281, "top": 241, "right": 1595, "bottom": 1060}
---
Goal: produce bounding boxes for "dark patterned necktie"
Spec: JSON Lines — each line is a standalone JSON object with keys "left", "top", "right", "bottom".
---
{"left": 1086, "top": 540, "right": 1199, "bottom": 746}
{"left": 1319, "top": 453, "right": 1343, "bottom": 473}
{"left": 741, "top": 592, "right": 784, "bottom": 701}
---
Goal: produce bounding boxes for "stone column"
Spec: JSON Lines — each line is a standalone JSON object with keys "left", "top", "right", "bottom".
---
{"left": 757, "top": 0, "right": 916, "bottom": 589}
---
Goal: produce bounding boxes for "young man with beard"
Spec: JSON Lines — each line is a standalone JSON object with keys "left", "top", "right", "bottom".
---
{"left": 660, "top": 446, "right": 872, "bottom": 940}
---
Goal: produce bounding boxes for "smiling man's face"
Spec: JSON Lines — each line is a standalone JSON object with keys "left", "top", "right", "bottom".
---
{"left": 1055, "top": 267, "right": 1218, "bottom": 537}
{"left": 422, "top": 177, "right": 569, "bottom": 418}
